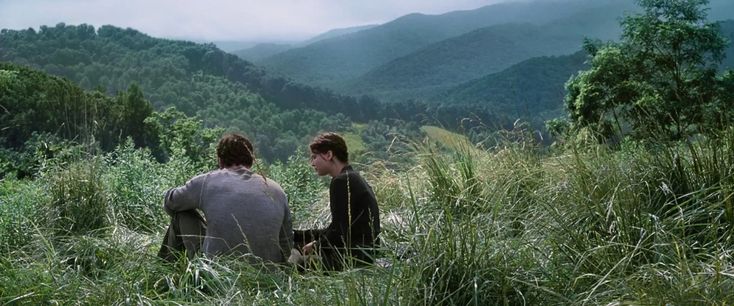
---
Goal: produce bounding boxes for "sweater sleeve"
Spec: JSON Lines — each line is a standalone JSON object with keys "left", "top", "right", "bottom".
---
{"left": 319, "top": 175, "right": 350, "bottom": 247}
{"left": 279, "top": 200, "right": 294, "bottom": 258}
{"left": 163, "top": 174, "right": 206, "bottom": 215}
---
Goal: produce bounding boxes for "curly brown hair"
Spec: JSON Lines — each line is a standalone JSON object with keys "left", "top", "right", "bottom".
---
{"left": 309, "top": 132, "right": 348, "bottom": 163}
{"left": 216, "top": 133, "right": 254, "bottom": 167}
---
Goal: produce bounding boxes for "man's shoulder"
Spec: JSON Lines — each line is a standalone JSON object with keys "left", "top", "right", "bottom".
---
{"left": 252, "top": 174, "right": 286, "bottom": 195}
{"left": 186, "top": 170, "right": 217, "bottom": 184}
{"left": 332, "top": 168, "right": 370, "bottom": 188}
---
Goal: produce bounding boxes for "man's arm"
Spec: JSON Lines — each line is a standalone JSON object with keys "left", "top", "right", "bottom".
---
{"left": 319, "top": 175, "right": 350, "bottom": 247}
{"left": 163, "top": 174, "right": 207, "bottom": 215}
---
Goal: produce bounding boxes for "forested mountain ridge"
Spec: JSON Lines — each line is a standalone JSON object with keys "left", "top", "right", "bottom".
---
{"left": 435, "top": 51, "right": 587, "bottom": 123}
{"left": 0, "top": 24, "right": 361, "bottom": 161}
{"left": 432, "top": 19, "right": 734, "bottom": 126}
{"left": 258, "top": 0, "right": 732, "bottom": 105}
{"left": 341, "top": 1, "right": 638, "bottom": 102}
{"left": 232, "top": 43, "right": 293, "bottom": 63}
{"left": 300, "top": 24, "right": 378, "bottom": 46}
{"left": 258, "top": 0, "right": 622, "bottom": 88}
{"left": 0, "top": 23, "right": 517, "bottom": 160}
{"left": 343, "top": 23, "right": 589, "bottom": 102}
{"left": 0, "top": 23, "right": 373, "bottom": 118}
{"left": 233, "top": 24, "right": 377, "bottom": 63}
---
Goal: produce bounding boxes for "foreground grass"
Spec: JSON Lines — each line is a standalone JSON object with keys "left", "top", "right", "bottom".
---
{"left": 1, "top": 133, "right": 734, "bottom": 305}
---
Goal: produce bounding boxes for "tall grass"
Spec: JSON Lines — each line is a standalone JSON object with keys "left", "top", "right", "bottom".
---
{"left": 46, "top": 158, "right": 109, "bottom": 236}
{"left": 1, "top": 131, "right": 733, "bottom": 304}
{"left": 104, "top": 140, "right": 170, "bottom": 232}
{"left": 0, "top": 178, "right": 47, "bottom": 254}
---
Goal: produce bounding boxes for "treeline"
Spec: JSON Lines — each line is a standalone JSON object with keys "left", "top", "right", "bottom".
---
{"left": 0, "top": 62, "right": 230, "bottom": 177}
{"left": 0, "top": 62, "right": 432, "bottom": 180}
{"left": 1, "top": 63, "right": 139, "bottom": 176}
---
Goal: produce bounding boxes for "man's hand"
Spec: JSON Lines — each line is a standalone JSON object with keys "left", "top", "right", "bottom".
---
{"left": 302, "top": 241, "right": 317, "bottom": 255}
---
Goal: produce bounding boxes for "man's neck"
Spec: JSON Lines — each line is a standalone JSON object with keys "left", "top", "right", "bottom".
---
{"left": 329, "top": 162, "right": 347, "bottom": 178}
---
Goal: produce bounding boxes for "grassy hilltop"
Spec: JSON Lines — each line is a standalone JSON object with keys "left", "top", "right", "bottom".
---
{"left": 1, "top": 127, "right": 734, "bottom": 304}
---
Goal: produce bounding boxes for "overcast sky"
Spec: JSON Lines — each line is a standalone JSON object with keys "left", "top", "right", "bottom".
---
{"left": 0, "top": 0, "right": 511, "bottom": 42}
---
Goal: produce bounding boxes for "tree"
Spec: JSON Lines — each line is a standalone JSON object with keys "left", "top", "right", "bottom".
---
{"left": 565, "top": 0, "right": 728, "bottom": 140}
{"left": 118, "top": 83, "right": 153, "bottom": 147}
{"left": 143, "top": 107, "right": 222, "bottom": 165}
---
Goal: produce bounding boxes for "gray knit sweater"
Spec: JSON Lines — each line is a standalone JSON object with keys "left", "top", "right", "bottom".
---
{"left": 163, "top": 167, "right": 293, "bottom": 262}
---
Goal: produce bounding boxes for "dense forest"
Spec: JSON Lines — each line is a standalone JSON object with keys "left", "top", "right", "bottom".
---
{"left": 0, "top": 24, "right": 512, "bottom": 163}
{"left": 437, "top": 51, "right": 588, "bottom": 123}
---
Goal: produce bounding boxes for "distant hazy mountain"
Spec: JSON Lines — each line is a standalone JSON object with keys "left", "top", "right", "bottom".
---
{"left": 342, "top": 24, "right": 587, "bottom": 102}
{"left": 301, "top": 24, "right": 377, "bottom": 46}
{"left": 436, "top": 51, "right": 587, "bottom": 121}
{"left": 433, "top": 19, "right": 734, "bottom": 123}
{"left": 232, "top": 24, "right": 377, "bottom": 63}
{"left": 233, "top": 43, "right": 294, "bottom": 62}
{"left": 343, "top": 1, "right": 635, "bottom": 102}
{"left": 259, "top": 0, "right": 622, "bottom": 88}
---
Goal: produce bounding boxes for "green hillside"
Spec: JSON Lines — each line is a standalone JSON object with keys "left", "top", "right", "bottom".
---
{"left": 259, "top": 0, "right": 621, "bottom": 88}
{"left": 0, "top": 24, "right": 518, "bottom": 160}
{"left": 0, "top": 24, "right": 364, "bottom": 161}
{"left": 420, "top": 125, "right": 473, "bottom": 150}
{"left": 436, "top": 51, "right": 588, "bottom": 122}
{"left": 344, "top": 23, "right": 586, "bottom": 101}
{"left": 0, "top": 62, "right": 227, "bottom": 178}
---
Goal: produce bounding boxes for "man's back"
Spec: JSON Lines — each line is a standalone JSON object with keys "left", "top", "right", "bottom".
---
{"left": 164, "top": 167, "right": 292, "bottom": 262}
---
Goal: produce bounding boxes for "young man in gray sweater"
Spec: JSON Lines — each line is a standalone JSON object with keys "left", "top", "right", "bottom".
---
{"left": 158, "top": 133, "right": 293, "bottom": 263}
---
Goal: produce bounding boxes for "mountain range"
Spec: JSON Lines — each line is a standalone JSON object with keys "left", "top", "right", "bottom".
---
{"left": 257, "top": 0, "right": 630, "bottom": 88}
{"left": 247, "top": 0, "right": 733, "bottom": 115}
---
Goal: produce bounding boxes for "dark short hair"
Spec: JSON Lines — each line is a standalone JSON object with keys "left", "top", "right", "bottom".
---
{"left": 310, "top": 132, "right": 348, "bottom": 163}
{"left": 217, "top": 133, "right": 254, "bottom": 167}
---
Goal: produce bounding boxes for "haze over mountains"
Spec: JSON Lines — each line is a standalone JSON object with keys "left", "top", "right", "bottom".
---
{"left": 238, "top": 0, "right": 733, "bottom": 122}
{"left": 233, "top": 24, "right": 377, "bottom": 62}
{"left": 258, "top": 0, "right": 623, "bottom": 87}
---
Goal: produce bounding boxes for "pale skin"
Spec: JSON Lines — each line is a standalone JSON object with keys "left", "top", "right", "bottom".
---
{"left": 302, "top": 149, "right": 347, "bottom": 255}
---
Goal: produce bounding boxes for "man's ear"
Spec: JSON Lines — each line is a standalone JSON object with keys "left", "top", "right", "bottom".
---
{"left": 324, "top": 150, "right": 334, "bottom": 161}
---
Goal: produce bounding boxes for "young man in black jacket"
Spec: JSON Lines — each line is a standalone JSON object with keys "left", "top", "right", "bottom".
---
{"left": 294, "top": 132, "right": 381, "bottom": 270}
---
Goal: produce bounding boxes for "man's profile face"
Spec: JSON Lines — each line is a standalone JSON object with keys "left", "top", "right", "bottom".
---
{"left": 310, "top": 151, "right": 332, "bottom": 176}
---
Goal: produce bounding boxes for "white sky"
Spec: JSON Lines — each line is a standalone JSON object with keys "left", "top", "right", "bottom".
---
{"left": 0, "top": 0, "right": 507, "bottom": 42}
